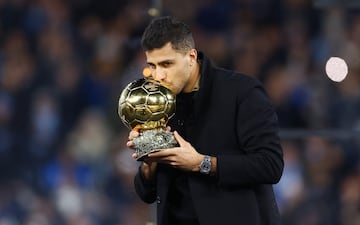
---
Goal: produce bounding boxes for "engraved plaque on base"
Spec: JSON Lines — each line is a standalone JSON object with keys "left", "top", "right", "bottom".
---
{"left": 118, "top": 78, "right": 177, "bottom": 161}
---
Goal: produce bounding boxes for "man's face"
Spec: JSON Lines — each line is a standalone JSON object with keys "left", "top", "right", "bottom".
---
{"left": 145, "top": 42, "right": 197, "bottom": 95}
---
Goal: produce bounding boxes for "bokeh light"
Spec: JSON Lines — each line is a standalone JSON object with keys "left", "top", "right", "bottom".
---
{"left": 325, "top": 57, "right": 348, "bottom": 82}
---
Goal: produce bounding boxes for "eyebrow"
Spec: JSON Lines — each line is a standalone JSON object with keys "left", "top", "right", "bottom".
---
{"left": 147, "top": 59, "right": 175, "bottom": 66}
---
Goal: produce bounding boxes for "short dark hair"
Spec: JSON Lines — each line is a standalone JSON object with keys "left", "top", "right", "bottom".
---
{"left": 141, "top": 16, "right": 195, "bottom": 53}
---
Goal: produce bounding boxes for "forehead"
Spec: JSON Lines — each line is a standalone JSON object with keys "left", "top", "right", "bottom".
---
{"left": 145, "top": 43, "right": 183, "bottom": 63}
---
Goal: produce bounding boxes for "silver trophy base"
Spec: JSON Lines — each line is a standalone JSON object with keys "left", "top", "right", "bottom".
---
{"left": 133, "top": 128, "right": 178, "bottom": 161}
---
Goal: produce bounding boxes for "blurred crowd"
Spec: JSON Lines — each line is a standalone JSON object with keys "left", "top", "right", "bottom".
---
{"left": 0, "top": 0, "right": 359, "bottom": 224}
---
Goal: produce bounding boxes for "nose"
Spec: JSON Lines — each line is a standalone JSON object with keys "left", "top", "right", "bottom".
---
{"left": 152, "top": 67, "right": 166, "bottom": 81}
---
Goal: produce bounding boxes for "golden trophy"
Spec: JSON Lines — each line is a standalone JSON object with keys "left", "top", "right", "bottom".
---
{"left": 118, "top": 78, "right": 177, "bottom": 161}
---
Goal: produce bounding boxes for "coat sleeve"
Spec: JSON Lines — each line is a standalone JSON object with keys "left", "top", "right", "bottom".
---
{"left": 134, "top": 166, "right": 157, "bottom": 204}
{"left": 216, "top": 85, "right": 284, "bottom": 187}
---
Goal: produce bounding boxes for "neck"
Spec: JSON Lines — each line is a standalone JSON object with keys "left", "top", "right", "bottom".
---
{"left": 183, "top": 63, "right": 201, "bottom": 93}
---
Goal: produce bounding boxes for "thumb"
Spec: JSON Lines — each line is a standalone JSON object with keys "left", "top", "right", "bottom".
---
{"left": 173, "top": 131, "right": 187, "bottom": 146}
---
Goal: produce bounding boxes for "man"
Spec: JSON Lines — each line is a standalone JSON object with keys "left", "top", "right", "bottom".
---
{"left": 126, "top": 16, "right": 284, "bottom": 225}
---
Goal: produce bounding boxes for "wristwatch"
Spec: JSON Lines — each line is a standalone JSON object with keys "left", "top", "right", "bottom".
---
{"left": 199, "top": 155, "right": 212, "bottom": 174}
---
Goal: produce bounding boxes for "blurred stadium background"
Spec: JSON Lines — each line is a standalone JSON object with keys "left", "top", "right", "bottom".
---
{"left": 0, "top": 0, "right": 359, "bottom": 224}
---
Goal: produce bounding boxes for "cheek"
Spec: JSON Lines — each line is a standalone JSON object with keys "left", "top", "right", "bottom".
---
{"left": 176, "top": 62, "right": 191, "bottom": 78}
{"left": 167, "top": 63, "right": 191, "bottom": 92}
{"left": 169, "top": 73, "right": 187, "bottom": 93}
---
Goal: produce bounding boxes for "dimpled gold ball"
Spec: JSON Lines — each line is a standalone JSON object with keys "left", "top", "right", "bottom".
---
{"left": 118, "top": 78, "right": 176, "bottom": 130}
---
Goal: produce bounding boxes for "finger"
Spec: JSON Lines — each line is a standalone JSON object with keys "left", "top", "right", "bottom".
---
{"left": 132, "top": 152, "right": 139, "bottom": 159}
{"left": 166, "top": 126, "right": 171, "bottom": 131}
{"left": 128, "top": 130, "right": 139, "bottom": 140}
{"left": 173, "top": 131, "right": 187, "bottom": 146}
{"left": 127, "top": 140, "right": 133, "bottom": 146}
{"left": 148, "top": 149, "right": 175, "bottom": 158}
{"left": 146, "top": 155, "right": 173, "bottom": 164}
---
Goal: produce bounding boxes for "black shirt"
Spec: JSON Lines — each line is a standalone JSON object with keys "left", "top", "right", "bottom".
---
{"left": 166, "top": 92, "right": 199, "bottom": 225}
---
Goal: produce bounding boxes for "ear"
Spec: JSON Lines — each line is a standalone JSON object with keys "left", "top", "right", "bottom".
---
{"left": 189, "top": 49, "right": 197, "bottom": 64}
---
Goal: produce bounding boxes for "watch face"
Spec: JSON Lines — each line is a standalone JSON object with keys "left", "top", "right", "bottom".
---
{"left": 200, "top": 156, "right": 211, "bottom": 174}
{"left": 201, "top": 163, "right": 211, "bottom": 172}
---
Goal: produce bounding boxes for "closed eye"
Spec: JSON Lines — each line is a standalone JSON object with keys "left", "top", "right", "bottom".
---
{"left": 147, "top": 63, "right": 156, "bottom": 69}
{"left": 160, "top": 61, "right": 173, "bottom": 68}
{"left": 147, "top": 60, "right": 174, "bottom": 69}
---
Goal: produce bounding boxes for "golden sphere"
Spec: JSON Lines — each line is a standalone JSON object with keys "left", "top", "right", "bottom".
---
{"left": 118, "top": 78, "right": 176, "bottom": 130}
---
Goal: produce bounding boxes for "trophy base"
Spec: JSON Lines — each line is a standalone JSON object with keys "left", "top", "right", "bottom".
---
{"left": 133, "top": 128, "right": 178, "bottom": 161}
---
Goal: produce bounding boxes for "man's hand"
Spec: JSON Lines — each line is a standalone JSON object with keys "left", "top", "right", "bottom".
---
{"left": 145, "top": 131, "right": 204, "bottom": 172}
{"left": 126, "top": 129, "right": 140, "bottom": 159}
{"left": 127, "top": 129, "right": 157, "bottom": 180}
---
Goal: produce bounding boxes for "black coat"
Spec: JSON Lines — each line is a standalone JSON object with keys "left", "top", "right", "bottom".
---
{"left": 134, "top": 52, "right": 284, "bottom": 225}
